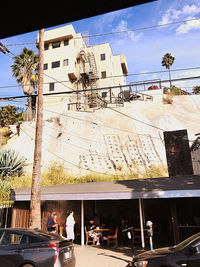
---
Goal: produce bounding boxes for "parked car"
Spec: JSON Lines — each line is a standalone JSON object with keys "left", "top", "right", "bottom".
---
{"left": 129, "top": 232, "right": 200, "bottom": 267}
{"left": 0, "top": 228, "right": 75, "bottom": 267}
{"left": 148, "top": 85, "right": 159, "bottom": 90}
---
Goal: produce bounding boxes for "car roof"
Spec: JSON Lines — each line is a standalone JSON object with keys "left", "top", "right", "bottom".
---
{"left": 0, "top": 228, "right": 66, "bottom": 241}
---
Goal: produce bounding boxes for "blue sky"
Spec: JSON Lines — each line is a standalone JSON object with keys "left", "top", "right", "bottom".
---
{"left": 0, "top": 0, "right": 200, "bottom": 104}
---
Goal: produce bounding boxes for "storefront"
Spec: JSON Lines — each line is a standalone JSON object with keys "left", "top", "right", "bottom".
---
{"left": 11, "top": 175, "right": 200, "bottom": 247}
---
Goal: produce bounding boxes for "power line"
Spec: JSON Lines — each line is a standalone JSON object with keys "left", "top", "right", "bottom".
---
{"left": 3, "top": 17, "right": 200, "bottom": 46}
{"left": 1, "top": 66, "right": 200, "bottom": 90}
{"left": 26, "top": 123, "right": 164, "bottom": 160}
{"left": 5, "top": 97, "right": 165, "bottom": 141}
{"left": 20, "top": 127, "right": 116, "bottom": 176}
{"left": 1, "top": 75, "right": 200, "bottom": 101}
{"left": 2, "top": 72, "right": 200, "bottom": 136}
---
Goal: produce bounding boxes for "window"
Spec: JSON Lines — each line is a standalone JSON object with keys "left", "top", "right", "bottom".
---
{"left": 64, "top": 39, "right": 69, "bottom": 46}
{"left": 44, "top": 44, "right": 49, "bottom": 50}
{"left": 102, "top": 92, "right": 107, "bottom": 98}
{"left": 49, "top": 83, "right": 55, "bottom": 91}
{"left": 52, "top": 61, "right": 60, "bottom": 68}
{"left": 63, "top": 59, "right": 69, "bottom": 66}
{"left": 43, "top": 63, "right": 48, "bottom": 70}
{"left": 100, "top": 53, "right": 106, "bottom": 61}
{"left": 0, "top": 232, "right": 23, "bottom": 247}
{"left": 52, "top": 41, "right": 61, "bottom": 49}
{"left": 101, "top": 71, "right": 106, "bottom": 79}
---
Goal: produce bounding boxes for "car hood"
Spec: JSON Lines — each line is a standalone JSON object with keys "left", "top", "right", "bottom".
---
{"left": 134, "top": 247, "right": 174, "bottom": 260}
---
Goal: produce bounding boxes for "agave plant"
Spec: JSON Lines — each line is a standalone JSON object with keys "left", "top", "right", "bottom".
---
{"left": 0, "top": 149, "right": 26, "bottom": 178}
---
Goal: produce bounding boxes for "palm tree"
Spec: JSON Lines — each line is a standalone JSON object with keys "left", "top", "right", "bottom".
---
{"left": 161, "top": 53, "right": 175, "bottom": 89}
{"left": 11, "top": 47, "right": 38, "bottom": 121}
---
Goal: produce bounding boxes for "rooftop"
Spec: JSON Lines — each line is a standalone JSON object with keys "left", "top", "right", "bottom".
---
{"left": 13, "top": 175, "right": 200, "bottom": 201}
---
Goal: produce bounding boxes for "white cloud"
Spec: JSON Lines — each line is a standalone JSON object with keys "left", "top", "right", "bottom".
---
{"left": 176, "top": 17, "right": 200, "bottom": 34}
{"left": 182, "top": 4, "right": 200, "bottom": 15}
{"left": 113, "top": 20, "right": 143, "bottom": 42}
{"left": 158, "top": 4, "right": 200, "bottom": 31}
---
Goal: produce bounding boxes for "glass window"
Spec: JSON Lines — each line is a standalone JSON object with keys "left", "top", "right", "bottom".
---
{"left": 49, "top": 83, "right": 55, "bottom": 91}
{"left": 43, "top": 63, "right": 48, "bottom": 70}
{"left": 64, "top": 39, "right": 69, "bottom": 46}
{"left": 102, "top": 92, "right": 107, "bottom": 98}
{"left": 52, "top": 61, "right": 60, "bottom": 68}
{"left": 63, "top": 59, "right": 69, "bottom": 66}
{"left": 44, "top": 44, "right": 49, "bottom": 50}
{"left": 52, "top": 41, "right": 61, "bottom": 49}
{"left": 0, "top": 232, "right": 23, "bottom": 247}
{"left": 101, "top": 53, "right": 106, "bottom": 61}
{"left": 101, "top": 71, "right": 106, "bottom": 79}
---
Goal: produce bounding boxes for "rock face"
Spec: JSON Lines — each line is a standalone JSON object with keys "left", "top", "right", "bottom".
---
{"left": 5, "top": 94, "right": 200, "bottom": 176}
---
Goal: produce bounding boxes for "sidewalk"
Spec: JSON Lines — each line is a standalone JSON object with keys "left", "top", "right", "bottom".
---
{"left": 74, "top": 244, "right": 134, "bottom": 267}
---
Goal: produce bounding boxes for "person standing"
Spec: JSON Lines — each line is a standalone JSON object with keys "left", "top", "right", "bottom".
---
{"left": 66, "top": 210, "right": 75, "bottom": 240}
{"left": 46, "top": 210, "right": 58, "bottom": 233}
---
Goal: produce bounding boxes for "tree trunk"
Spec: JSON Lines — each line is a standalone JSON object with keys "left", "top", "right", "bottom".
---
{"left": 27, "top": 96, "right": 33, "bottom": 121}
{"left": 29, "top": 29, "right": 44, "bottom": 229}
{"left": 168, "top": 67, "right": 172, "bottom": 89}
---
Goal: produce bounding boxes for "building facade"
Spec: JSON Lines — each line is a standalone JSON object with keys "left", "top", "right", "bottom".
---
{"left": 37, "top": 24, "right": 128, "bottom": 116}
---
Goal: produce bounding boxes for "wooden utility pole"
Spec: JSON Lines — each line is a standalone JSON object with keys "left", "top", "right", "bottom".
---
{"left": 29, "top": 29, "right": 44, "bottom": 229}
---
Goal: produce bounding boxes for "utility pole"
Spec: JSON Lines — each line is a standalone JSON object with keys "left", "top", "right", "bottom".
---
{"left": 29, "top": 29, "right": 44, "bottom": 229}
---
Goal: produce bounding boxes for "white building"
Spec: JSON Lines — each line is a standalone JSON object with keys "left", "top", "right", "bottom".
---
{"left": 37, "top": 24, "right": 128, "bottom": 117}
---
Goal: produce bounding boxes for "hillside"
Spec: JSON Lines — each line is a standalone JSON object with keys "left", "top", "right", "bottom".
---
{"left": 5, "top": 94, "right": 200, "bottom": 177}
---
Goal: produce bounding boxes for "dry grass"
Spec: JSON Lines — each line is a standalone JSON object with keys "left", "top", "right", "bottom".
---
{"left": 0, "top": 127, "right": 10, "bottom": 146}
{"left": 10, "top": 161, "right": 168, "bottom": 189}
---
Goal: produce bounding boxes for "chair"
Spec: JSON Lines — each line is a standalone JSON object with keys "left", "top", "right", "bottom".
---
{"left": 107, "top": 226, "right": 118, "bottom": 247}
{"left": 134, "top": 228, "right": 149, "bottom": 245}
{"left": 85, "top": 227, "right": 95, "bottom": 245}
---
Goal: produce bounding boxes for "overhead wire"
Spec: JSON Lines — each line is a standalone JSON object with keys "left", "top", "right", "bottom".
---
{"left": 5, "top": 98, "right": 165, "bottom": 141}
{"left": 1, "top": 66, "right": 200, "bottom": 90}
{"left": 2, "top": 17, "right": 200, "bottom": 46}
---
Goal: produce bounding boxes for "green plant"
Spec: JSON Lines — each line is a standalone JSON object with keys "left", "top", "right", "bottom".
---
{"left": 0, "top": 105, "right": 23, "bottom": 127}
{"left": 162, "top": 53, "right": 175, "bottom": 88}
{"left": 0, "top": 178, "right": 11, "bottom": 204}
{"left": 193, "top": 86, "right": 200, "bottom": 94}
{"left": 0, "top": 149, "right": 26, "bottom": 178}
{"left": 10, "top": 162, "right": 168, "bottom": 188}
{"left": 11, "top": 47, "right": 38, "bottom": 121}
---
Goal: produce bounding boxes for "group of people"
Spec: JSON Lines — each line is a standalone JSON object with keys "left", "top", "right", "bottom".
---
{"left": 46, "top": 209, "right": 75, "bottom": 240}
{"left": 46, "top": 210, "right": 102, "bottom": 245}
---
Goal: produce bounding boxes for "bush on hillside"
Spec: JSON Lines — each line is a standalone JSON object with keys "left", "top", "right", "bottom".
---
{"left": 0, "top": 149, "right": 26, "bottom": 178}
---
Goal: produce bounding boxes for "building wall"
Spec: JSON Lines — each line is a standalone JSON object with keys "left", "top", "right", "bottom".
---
{"left": 37, "top": 25, "right": 128, "bottom": 114}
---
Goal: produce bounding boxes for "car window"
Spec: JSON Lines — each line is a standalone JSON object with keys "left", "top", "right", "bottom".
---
{"left": 0, "top": 232, "right": 23, "bottom": 247}
{"left": 0, "top": 232, "right": 42, "bottom": 247}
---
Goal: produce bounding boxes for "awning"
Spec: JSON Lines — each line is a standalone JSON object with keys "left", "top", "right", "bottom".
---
{"left": 13, "top": 175, "right": 200, "bottom": 201}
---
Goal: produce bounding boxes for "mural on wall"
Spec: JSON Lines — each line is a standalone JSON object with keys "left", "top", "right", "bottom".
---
{"left": 79, "top": 134, "right": 165, "bottom": 174}
{"left": 5, "top": 94, "right": 200, "bottom": 177}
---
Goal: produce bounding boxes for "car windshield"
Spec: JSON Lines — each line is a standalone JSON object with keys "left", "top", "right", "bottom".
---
{"left": 172, "top": 232, "right": 200, "bottom": 251}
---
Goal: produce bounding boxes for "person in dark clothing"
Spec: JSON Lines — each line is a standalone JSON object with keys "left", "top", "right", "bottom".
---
{"left": 46, "top": 210, "right": 58, "bottom": 233}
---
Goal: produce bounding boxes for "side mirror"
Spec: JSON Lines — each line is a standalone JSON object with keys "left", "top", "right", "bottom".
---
{"left": 191, "top": 246, "right": 200, "bottom": 255}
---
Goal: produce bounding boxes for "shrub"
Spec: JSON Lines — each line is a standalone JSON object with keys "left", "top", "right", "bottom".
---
{"left": 0, "top": 149, "right": 26, "bottom": 178}
{"left": 0, "top": 127, "right": 10, "bottom": 146}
